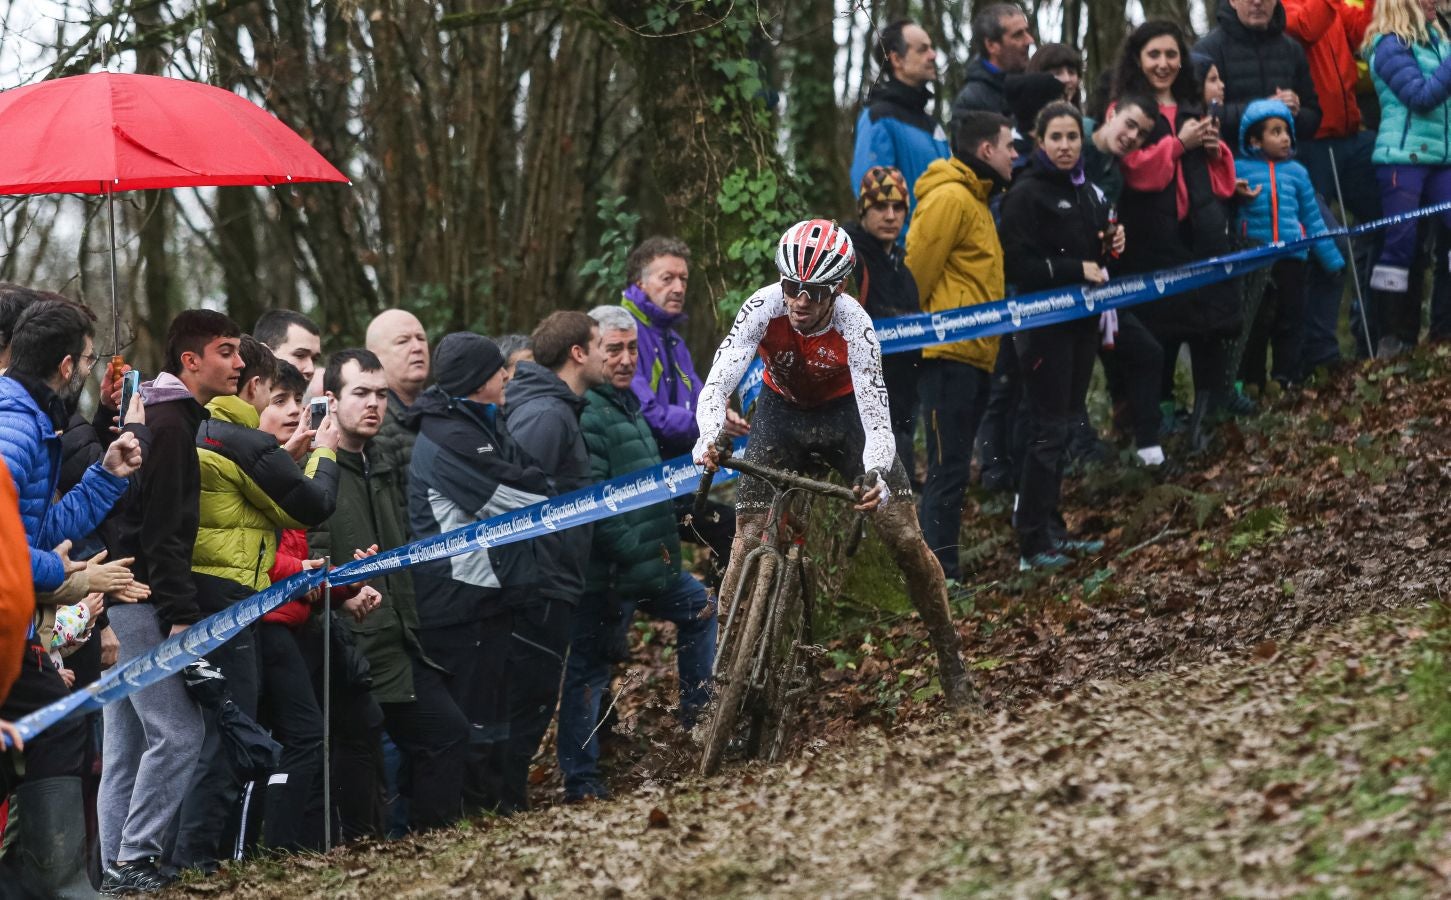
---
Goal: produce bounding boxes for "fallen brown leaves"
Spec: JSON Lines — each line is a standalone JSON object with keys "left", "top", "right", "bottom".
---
{"left": 182, "top": 347, "right": 1451, "bottom": 898}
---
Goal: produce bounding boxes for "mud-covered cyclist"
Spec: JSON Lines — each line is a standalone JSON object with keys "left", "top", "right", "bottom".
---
{"left": 693, "top": 219, "right": 976, "bottom": 710}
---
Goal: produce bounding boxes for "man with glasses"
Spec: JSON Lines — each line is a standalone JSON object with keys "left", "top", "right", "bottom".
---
{"left": 693, "top": 220, "right": 974, "bottom": 710}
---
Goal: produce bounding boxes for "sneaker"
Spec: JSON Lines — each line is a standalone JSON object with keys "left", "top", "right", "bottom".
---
{"left": 564, "top": 783, "right": 611, "bottom": 804}
{"left": 101, "top": 857, "right": 173, "bottom": 895}
{"left": 1019, "top": 552, "right": 1072, "bottom": 572}
{"left": 1054, "top": 537, "right": 1105, "bottom": 556}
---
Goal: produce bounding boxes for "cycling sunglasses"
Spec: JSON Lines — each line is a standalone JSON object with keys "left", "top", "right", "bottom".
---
{"left": 780, "top": 277, "right": 839, "bottom": 304}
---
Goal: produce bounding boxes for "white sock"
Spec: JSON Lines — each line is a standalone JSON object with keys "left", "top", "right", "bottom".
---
{"left": 1136, "top": 445, "right": 1165, "bottom": 466}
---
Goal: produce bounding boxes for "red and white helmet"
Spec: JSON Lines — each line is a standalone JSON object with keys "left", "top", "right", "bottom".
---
{"left": 776, "top": 219, "right": 856, "bottom": 285}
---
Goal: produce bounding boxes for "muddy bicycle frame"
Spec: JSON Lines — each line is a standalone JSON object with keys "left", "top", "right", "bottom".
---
{"left": 692, "top": 439, "right": 870, "bottom": 774}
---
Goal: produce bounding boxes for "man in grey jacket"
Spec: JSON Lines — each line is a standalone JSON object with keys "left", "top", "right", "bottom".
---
{"left": 487, "top": 310, "right": 604, "bottom": 812}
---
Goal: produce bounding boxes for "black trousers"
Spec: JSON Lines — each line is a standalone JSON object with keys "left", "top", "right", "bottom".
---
{"left": 419, "top": 612, "right": 500, "bottom": 818}
{"left": 1100, "top": 309, "right": 1164, "bottom": 448}
{"left": 298, "top": 616, "right": 387, "bottom": 843}
{"left": 977, "top": 335, "right": 1024, "bottom": 483}
{"left": 256, "top": 622, "right": 323, "bottom": 852}
{"left": 0, "top": 636, "right": 86, "bottom": 794}
{"left": 1016, "top": 319, "right": 1099, "bottom": 557}
{"left": 472, "top": 598, "right": 573, "bottom": 815}
{"left": 1240, "top": 258, "right": 1308, "bottom": 389}
{"left": 919, "top": 358, "right": 992, "bottom": 580}
{"left": 883, "top": 350, "right": 922, "bottom": 483}
{"left": 377, "top": 661, "right": 469, "bottom": 831}
{"left": 173, "top": 577, "right": 260, "bottom": 869}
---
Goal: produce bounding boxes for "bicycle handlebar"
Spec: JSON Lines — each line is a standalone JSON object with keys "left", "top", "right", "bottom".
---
{"left": 719, "top": 457, "right": 858, "bottom": 504}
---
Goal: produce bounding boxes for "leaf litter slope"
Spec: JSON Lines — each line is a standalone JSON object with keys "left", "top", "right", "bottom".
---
{"left": 189, "top": 347, "right": 1451, "bottom": 898}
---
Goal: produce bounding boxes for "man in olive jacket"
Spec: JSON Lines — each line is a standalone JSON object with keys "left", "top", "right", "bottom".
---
{"left": 555, "top": 306, "right": 716, "bottom": 803}
{"left": 309, "top": 348, "right": 466, "bottom": 835}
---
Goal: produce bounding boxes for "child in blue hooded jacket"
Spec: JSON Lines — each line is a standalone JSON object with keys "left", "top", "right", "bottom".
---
{"left": 1235, "top": 98, "right": 1345, "bottom": 389}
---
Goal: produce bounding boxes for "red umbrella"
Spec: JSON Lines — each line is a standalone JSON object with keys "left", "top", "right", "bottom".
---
{"left": 0, "top": 72, "right": 349, "bottom": 356}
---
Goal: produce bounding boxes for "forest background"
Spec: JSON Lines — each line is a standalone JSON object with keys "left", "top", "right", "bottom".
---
{"left": 0, "top": 0, "right": 1209, "bottom": 370}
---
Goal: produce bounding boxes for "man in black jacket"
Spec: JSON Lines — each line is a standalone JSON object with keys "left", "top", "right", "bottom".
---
{"left": 950, "top": 3, "right": 1033, "bottom": 125}
{"left": 1195, "top": 0, "right": 1322, "bottom": 148}
{"left": 406, "top": 332, "right": 552, "bottom": 815}
{"left": 495, "top": 311, "right": 604, "bottom": 813}
{"left": 100, "top": 310, "right": 243, "bottom": 893}
{"left": 843, "top": 166, "right": 922, "bottom": 484}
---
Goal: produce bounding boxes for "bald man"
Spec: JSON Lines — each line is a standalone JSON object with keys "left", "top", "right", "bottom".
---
{"left": 364, "top": 309, "right": 430, "bottom": 489}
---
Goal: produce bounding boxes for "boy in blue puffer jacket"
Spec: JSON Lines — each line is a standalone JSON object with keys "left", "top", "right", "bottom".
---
{"left": 1235, "top": 98, "right": 1345, "bottom": 389}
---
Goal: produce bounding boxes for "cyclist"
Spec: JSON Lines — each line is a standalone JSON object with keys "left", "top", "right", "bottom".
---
{"left": 694, "top": 219, "right": 974, "bottom": 709}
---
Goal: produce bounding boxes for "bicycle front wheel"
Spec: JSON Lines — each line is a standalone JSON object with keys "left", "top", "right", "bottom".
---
{"left": 699, "top": 551, "right": 778, "bottom": 777}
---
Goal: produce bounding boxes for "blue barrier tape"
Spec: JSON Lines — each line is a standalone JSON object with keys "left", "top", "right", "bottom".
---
{"left": 736, "top": 200, "right": 1451, "bottom": 408}
{"left": 6, "top": 438, "right": 747, "bottom": 745}
{"left": 7, "top": 200, "right": 1449, "bottom": 747}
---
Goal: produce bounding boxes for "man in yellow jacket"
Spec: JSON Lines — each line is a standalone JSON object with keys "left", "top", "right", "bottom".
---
{"left": 175, "top": 335, "right": 342, "bottom": 871}
{"left": 906, "top": 110, "right": 1016, "bottom": 583}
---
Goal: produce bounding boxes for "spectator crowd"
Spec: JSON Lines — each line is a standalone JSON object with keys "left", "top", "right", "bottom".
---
{"left": 0, "top": 0, "right": 1447, "bottom": 893}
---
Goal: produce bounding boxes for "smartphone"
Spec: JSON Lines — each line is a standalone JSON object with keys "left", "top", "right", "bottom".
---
{"left": 308, "top": 396, "right": 329, "bottom": 431}
{"left": 1208, "top": 99, "right": 1224, "bottom": 123}
{"left": 118, "top": 370, "right": 140, "bottom": 426}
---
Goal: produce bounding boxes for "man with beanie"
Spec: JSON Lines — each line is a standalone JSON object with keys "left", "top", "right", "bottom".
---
{"left": 406, "top": 331, "right": 555, "bottom": 814}
{"left": 557, "top": 306, "right": 716, "bottom": 803}
{"left": 849, "top": 19, "right": 950, "bottom": 242}
{"left": 907, "top": 111, "right": 1015, "bottom": 584}
{"left": 842, "top": 166, "right": 922, "bottom": 483}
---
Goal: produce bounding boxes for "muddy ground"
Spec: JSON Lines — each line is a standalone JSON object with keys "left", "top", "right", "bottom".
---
{"left": 179, "top": 345, "right": 1451, "bottom": 898}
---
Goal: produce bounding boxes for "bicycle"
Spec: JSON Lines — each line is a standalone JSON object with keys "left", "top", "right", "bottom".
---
{"left": 689, "top": 437, "right": 870, "bottom": 777}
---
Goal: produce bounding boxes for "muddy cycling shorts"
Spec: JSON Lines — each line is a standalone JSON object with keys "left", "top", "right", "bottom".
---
{"left": 736, "top": 389, "right": 912, "bottom": 512}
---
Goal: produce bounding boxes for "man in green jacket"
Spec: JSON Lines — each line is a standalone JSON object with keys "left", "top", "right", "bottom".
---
{"left": 555, "top": 306, "right": 716, "bottom": 803}
{"left": 310, "top": 348, "right": 467, "bottom": 835}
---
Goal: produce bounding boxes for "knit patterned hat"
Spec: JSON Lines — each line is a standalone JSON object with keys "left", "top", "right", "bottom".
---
{"left": 858, "top": 166, "right": 908, "bottom": 215}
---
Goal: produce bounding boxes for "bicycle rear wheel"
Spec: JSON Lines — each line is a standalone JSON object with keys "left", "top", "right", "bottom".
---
{"left": 699, "top": 551, "right": 778, "bottom": 776}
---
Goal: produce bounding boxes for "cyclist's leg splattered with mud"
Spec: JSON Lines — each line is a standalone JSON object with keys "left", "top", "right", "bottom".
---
{"left": 870, "top": 496, "right": 975, "bottom": 708}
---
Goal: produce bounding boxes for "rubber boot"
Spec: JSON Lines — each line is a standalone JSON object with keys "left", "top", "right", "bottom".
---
{"left": 7, "top": 776, "right": 96, "bottom": 899}
{"left": 1187, "top": 390, "right": 1214, "bottom": 455}
{"left": 1372, "top": 288, "right": 1412, "bottom": 357}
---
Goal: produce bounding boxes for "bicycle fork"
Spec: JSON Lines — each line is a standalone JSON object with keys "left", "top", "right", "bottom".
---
{"left": 712, "top": 542, "right": 785, "bottom": 681}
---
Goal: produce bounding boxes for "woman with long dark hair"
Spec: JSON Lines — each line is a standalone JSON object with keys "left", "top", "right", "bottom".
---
{"left": 999, "top": 101, "right": 1125, "bottom": 570}
{"left": 1113, "top": 20, "right": 1242, "bottom": 449}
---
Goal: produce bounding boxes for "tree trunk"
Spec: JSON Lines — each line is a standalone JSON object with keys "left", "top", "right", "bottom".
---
{"left": 786, "top": 0, "right": 849, "bottom": 218}
{"left": 611, "top": 1, "right": 800, "bottom": 361}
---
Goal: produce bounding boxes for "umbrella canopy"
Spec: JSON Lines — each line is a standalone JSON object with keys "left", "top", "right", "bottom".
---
{"left": 0, "top": 71, "right": 348, "bottom": 195}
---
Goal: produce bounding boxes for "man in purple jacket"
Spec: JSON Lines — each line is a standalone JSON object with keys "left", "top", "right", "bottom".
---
{"left": 619, "top": 237, "right": 747, "bottom": 583}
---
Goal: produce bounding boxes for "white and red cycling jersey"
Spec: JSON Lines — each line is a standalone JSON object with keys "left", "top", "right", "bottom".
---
{"left": 692, "top": 282, "right": 895, "bottom": 480}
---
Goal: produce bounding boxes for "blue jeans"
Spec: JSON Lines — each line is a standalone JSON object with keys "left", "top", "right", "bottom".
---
{"left": 557, "top": 573, "right": 716, "bottom": 798}
{"left": 918, "top": 358, "right": 992, "bottom": 580}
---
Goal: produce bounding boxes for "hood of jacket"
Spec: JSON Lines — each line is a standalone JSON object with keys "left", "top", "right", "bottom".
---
{"left": 1238, "top": 97, "right": 1298, "bottom": 157}
{"left": 206, "top": 392, "right": 261, "bottom": 428}
{"left": 1216, "top": 0, "right": 1287, "bottom": 41}
{"left": 141, "top": 371, "right": 195, "bottom": 406}
{"left": 916, "top": 155, "right": 997, "bottom": 205}
{"left": 963, "top": 56, "right": 1006, "bottom": 92}
{"left": 864, "top": 77, "right": 938, "bottom": 133}
{"left": 622, "top": 284, "right": 686, "bottom": 330}
{"left": 504, "top": 361, "right": 587, "bottom": 416}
